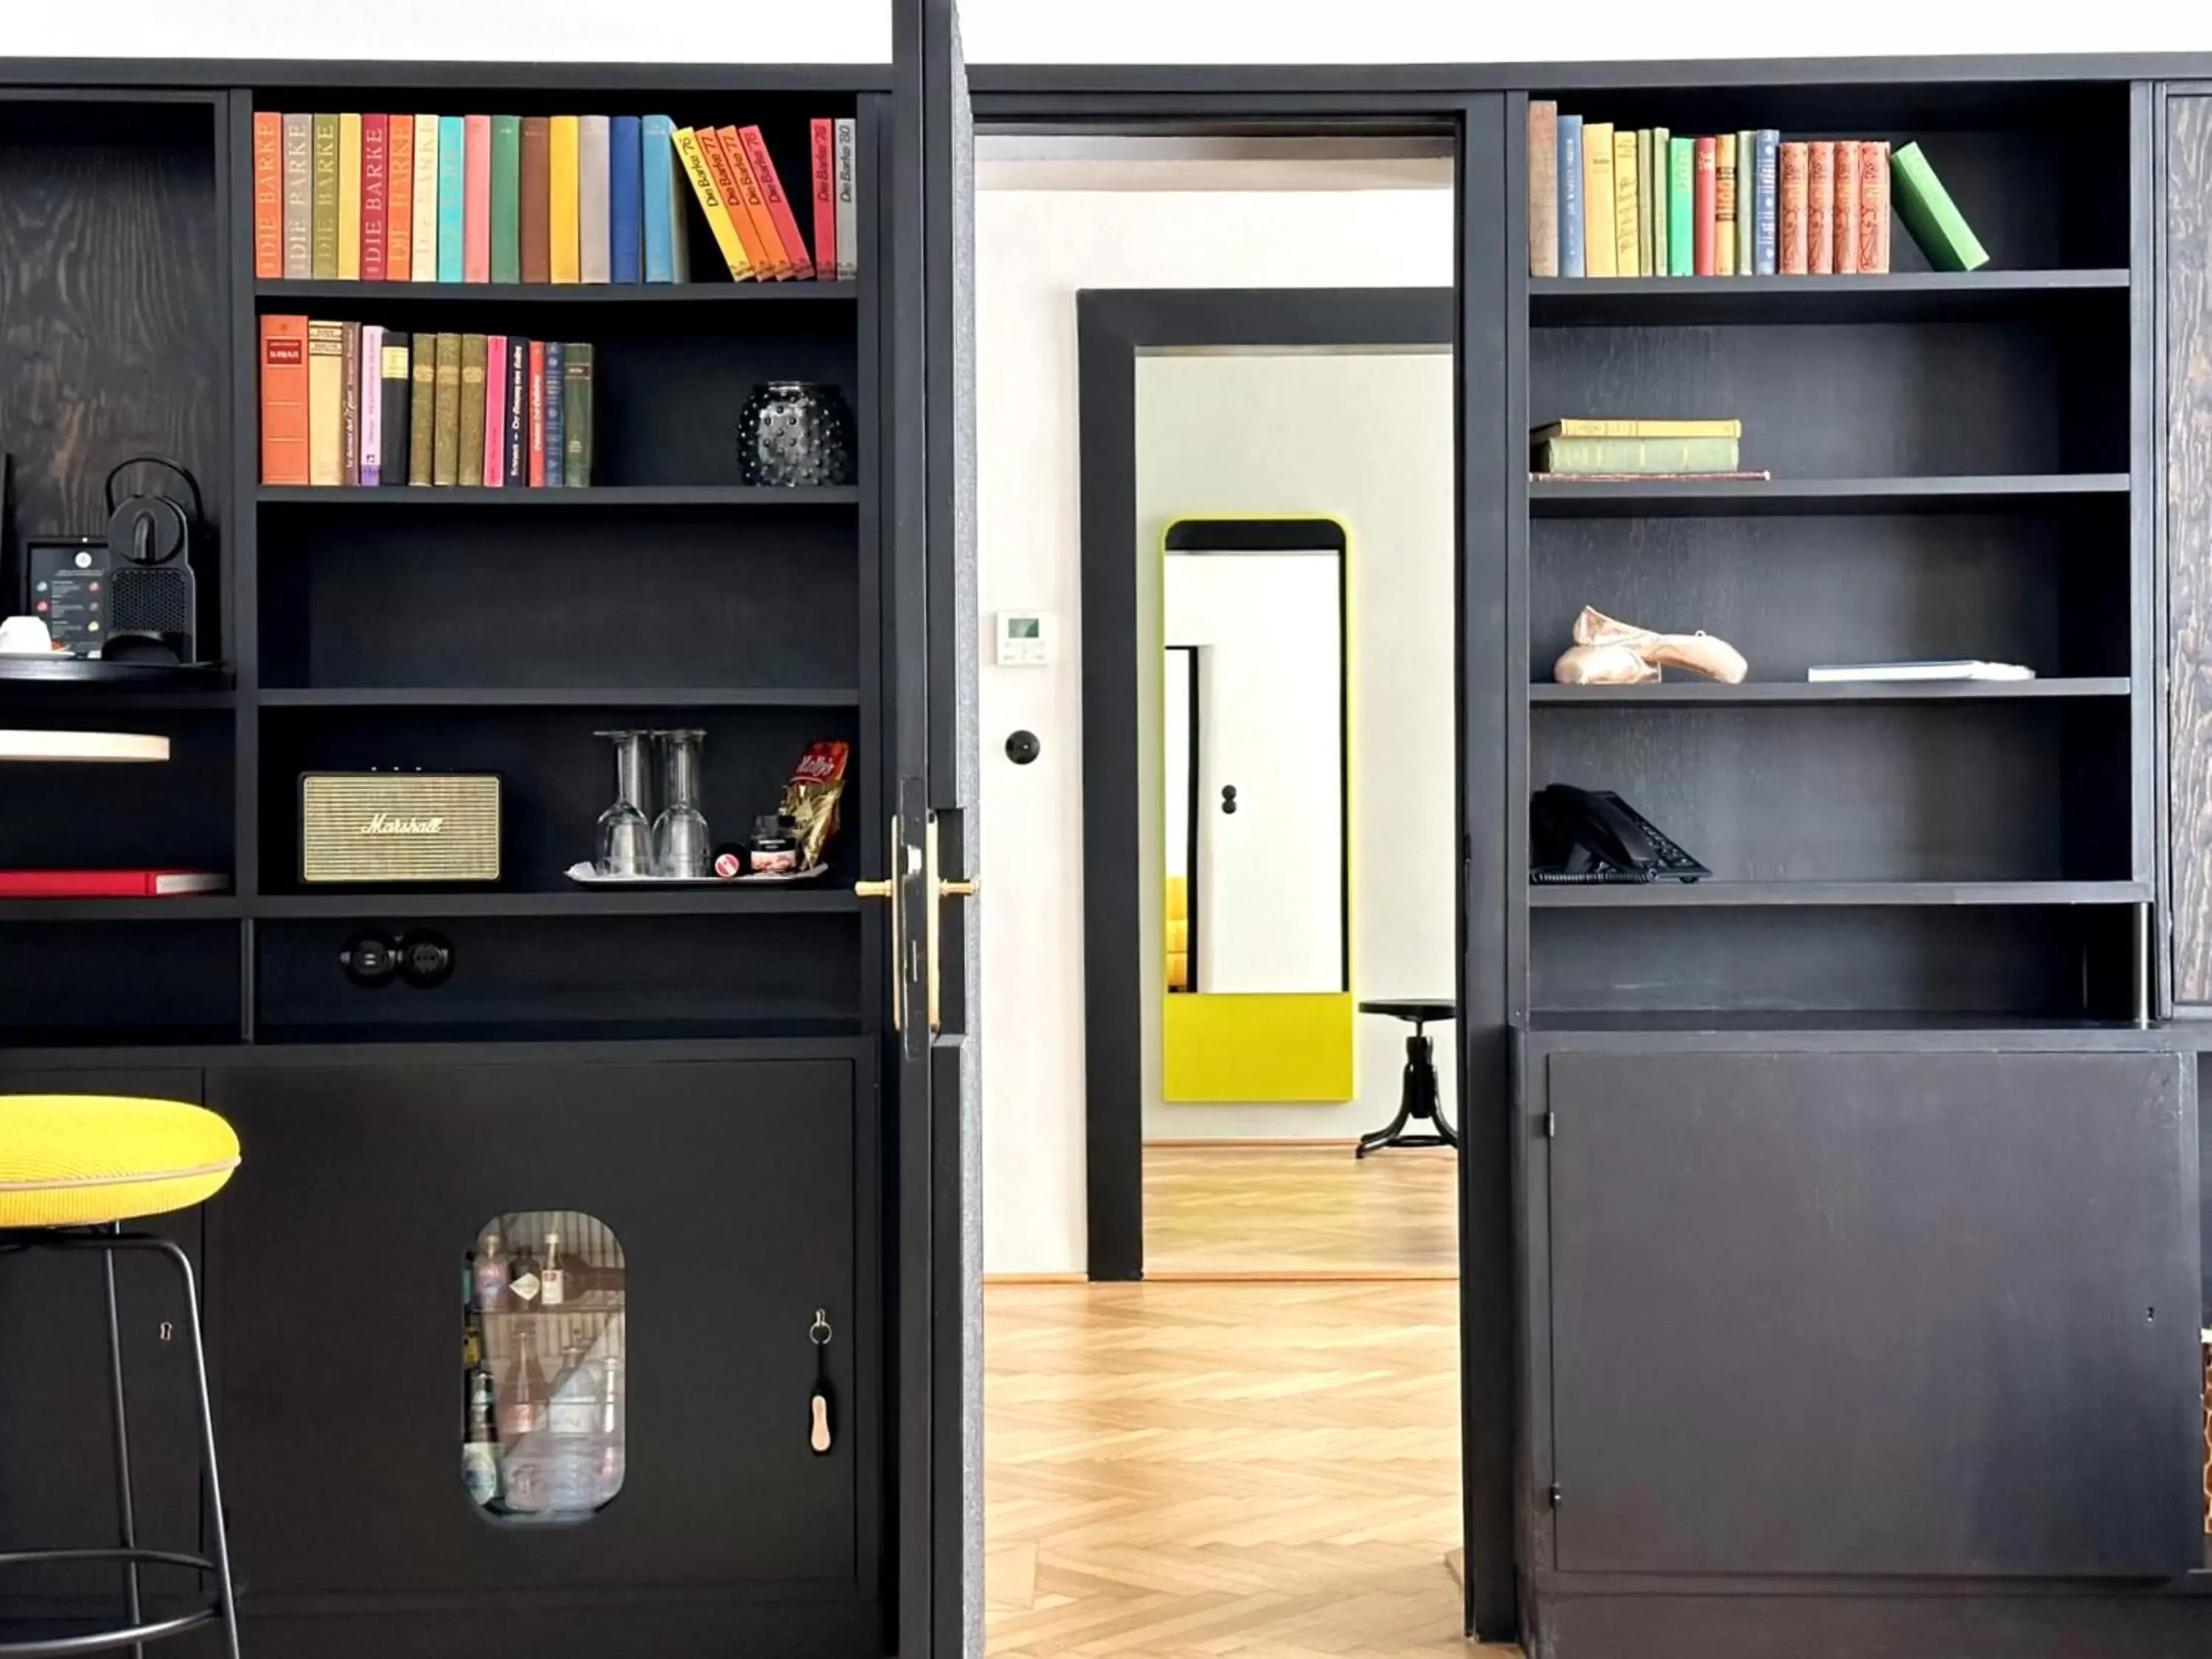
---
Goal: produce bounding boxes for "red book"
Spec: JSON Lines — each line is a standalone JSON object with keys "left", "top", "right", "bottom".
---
{"left": 1692, "top": 137, "right": 1717, "bottom": 276}
{"left": 361, "top": 114, "right": 389, "bottom": 280}
{"left": 483, "top": 333, "right": 507, "bottom": 487}
{"left": 258, "top": 314, "right": 310, "bottom": 485}
{"left": 528, "top": 339, "right": 546, "bottom": 486}
{"left": 464, "top": 113, "right": 493, "bottom": 284}
{"left": 0, "top": 871, "right": 229, "bottom": 898}
{"left": 252, "top": 111, "right": 283, "bottom": 278}
{"left": 740, "top": 125, "right": 815, "bottom": 279}
{"left": 810, "top": 118, "right": 837, "bottom": 280}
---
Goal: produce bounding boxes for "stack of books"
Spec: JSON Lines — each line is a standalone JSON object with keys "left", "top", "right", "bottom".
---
{"left": 251, "top": 111, "right": 858, "bottom": 285}
{"left": 1530, "top": 417, "right": 1767, "bottom": 483}
{"left": 1527, "top": 104, "right": 1988, "bottom": 279}
{"left": 260, "top": 318, "right": 595, "bottom": 488}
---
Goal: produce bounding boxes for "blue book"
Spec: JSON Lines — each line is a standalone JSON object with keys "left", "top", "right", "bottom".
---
{"left": 436, "top": 114, "right": 467, "bottom": 283}
{"left": 1754, "top": 128, "right": 1780, "bottom": 276}
{"left": 610, "top": 115, "right": 644, "bottom": 284}
{"left": 1558, "top": 115, "right": 1585, "bottom": 278}
{"left": 641, "top": 114, "right": 679, "bottom": 283}
{"left": 543, "top": 341, "right": 565, "bottom": 487}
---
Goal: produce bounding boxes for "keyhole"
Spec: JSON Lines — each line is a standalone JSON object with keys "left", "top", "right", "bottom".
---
{"left": 157, "top": 1321, "right": 175, "bottom": 1343}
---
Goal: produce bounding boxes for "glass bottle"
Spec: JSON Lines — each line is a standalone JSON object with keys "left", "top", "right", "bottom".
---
{"left": 653, "top": 728, "right": 711, "bottom": 879}
{"left": 502, "top": 1326, "right": 548, "bottom": 1439}
{"left": 473, "top": 1225, "right": 508, "bottom": 1313}
{"left": 506, "top": 1231, "right": 543, "bottom": 1311}
{"left": 548, "top": 1337, "right": 603, "bottom": 1511}
{"left": 541, "top": 1228, "right": 567, "bottom": 1309}
{"left": 462, "top": 1366, "right": 501, "bottom": 1507}
{"left": 591, "top": 1352, "right": 627, "bottom": 1507}
{"left": 594, "top": 730, "right": 654, "bottom": 877}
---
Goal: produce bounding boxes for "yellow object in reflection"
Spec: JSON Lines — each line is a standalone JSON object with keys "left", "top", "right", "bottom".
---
{"left": 1165, "top": 874, "right": 1190, "bottom": 991}
{"left": 1163, "top": 992, "right": 1355, "bottom": 1103}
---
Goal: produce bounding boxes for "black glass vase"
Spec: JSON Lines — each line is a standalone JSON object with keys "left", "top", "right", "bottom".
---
{"left": 737, "top": 380, "right": 858, "bottom": 488}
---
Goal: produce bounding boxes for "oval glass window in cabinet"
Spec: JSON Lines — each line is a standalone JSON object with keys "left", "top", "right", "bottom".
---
{"left": 460, "top": 1209, "right": 627, "bottom": 1520}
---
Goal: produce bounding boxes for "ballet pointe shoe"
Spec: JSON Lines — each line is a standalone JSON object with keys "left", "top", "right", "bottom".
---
{"left": 1571, "top": 605, "right": 1748, "bottom": 684}
{"left": 1554, "top": 641, "right": 1661, "bottom": 685}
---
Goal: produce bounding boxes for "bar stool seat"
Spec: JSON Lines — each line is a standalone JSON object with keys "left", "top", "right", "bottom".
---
{"left": 0, "top": 1096, "right": 242, "bottom": 1657}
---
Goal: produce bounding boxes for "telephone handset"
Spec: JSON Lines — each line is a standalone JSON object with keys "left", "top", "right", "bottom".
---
{"left": 1531, "top": 783, "right": 1710, "bottom": 884}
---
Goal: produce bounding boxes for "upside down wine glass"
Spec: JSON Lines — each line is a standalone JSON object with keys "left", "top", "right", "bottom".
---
{"left": 653, "top": 728, "right": 711, "bottom": 879}
{"left": 594, "top": 731, "right": 653, "bottom": 878}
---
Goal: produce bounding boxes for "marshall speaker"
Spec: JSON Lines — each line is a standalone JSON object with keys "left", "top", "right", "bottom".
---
{"left": 301, "top": 772, "right": 502, "bottom": 884}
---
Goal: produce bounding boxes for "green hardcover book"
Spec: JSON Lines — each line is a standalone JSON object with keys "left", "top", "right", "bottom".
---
{"left": 1651, "top": 125, "right": 1669, "bottom": 276}
{"left": 431, "top": 331, "right": 462, "bottom": 487}
{"left": 489, "top": 115, "right": 523, "bottom": 285}
{"left": 408, "top": 337, "right": 436, "bottom": 484}
{"left": 562, "top": 343, "right": 594, "bottom": 487}
{"left": 1666, "top": 136, "right": 1694, "bottom": 275}
{"left": 310, "top": 113, "right": 341, "bottom": 278}
{"left": 1889, "top": 142, "right": 1990, "bottom": 272}
{"left": 457, "top": 334, "right": 487, "bottom": 488}
{"left": 1635, "top": 128, "right": 1653, "bottom": 276}
{"left": 1534, "top": 435, "right": 1742, "bottom": 475}
{"left": 1734, "top": 129, "right": 1755, "bottom": 275}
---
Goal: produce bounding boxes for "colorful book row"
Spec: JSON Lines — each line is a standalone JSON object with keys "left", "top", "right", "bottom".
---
{"left": 1527, "top": 105, "right": 1989, "bottom": 278}
{"left": 260, "top": 316, "right": 594, "bottom": 488}
{"left": 250, "top": 112, "right": 858, "bottom": 286}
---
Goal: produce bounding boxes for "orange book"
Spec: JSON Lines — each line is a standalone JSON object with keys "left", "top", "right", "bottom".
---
{"left": 1806, "top": 140, "right": 1835, "bottom": 275}
{"left": 1856, "top": 139, "right": 1891, "bottom": 274}
{"left": 697, "top": 127, "right": 777, "bottom": 279}
{"left": 1832, "top": 139, "right": 1861, "bottom": 274}
{"left": 259, "top": 315, "right": 311, "bottom": 484}
{"left": 738, "top": 125, "right": 815, "bottom": 279}
{"left": 387, "top": 116, "right": 415, "bottom": 282}
{"left": 1778, "top": 141, "right": 1809, "bottom": 275}
{"left": 713, "top": 125, "right": 790, "bottom": 279}
{"left": 252, "top": 112, "right": 283, "bottom": 277}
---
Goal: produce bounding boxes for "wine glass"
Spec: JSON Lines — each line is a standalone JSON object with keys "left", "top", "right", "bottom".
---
{"left": 653, "top": 729, "right": 711, "bottom": 879}
{"left": 594, "top": 731, "right": 653, "bottom": 877}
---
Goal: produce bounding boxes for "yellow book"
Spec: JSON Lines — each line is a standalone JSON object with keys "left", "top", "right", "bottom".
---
{"left": 669, "top": 126, "right": 754, "bottom": 281}
{"left": 1583, "top": 122, "right": 1616, "bottom": 278}
{"left": 1611, "top": 130, "right": 1639, "bottom": 277}
{"left": 1715, "top": 133, "right": 1739, "bottom": 276}
{"left": 549, "top": 114, "right": 581, "bottom": 284}
{"left": 306, "top": 320, "right": 347, "bottom": 485}
{"left": 337, "top": 112, "right": 362, "bottom": 279}
{"left": 1533, "top": 418, "right": 1744, "bottom": 441}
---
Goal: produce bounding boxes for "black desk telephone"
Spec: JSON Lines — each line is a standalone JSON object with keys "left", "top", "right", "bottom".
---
{"left": 1531, "top": 784, "right": 1710, "bottom": 883}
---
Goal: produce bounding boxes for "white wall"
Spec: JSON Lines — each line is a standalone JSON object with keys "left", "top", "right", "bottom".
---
{"left": 978, "top": 187, "right": 1453, "bottom": 1274}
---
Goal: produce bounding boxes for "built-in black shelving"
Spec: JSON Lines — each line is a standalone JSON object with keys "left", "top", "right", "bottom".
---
{"left": 257, "top": 888, "right": 857, "bottom": 919}
{"left": 255, "top": 484, "right": 858, "bottom": 507}
{"left": 1528, "top": 268, "right": 2129, "bottom": 325}
{"left": 256, "top": 279, "right": 858, "bottom": 305}
{"left": 257, "top": 686, "right": 862, "bottom": 708}
{"left": 1528, "top": 473, "right": 2132, "bottom": 518}
{"left": 1530, "top": 677, "right": 2130, "bottom": 704}
{"left": 1528, "top": 880, "right": 2152, "bottom": 908}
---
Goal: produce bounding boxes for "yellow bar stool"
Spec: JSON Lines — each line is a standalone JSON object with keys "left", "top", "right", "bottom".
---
{"left": 0, "top": 1096, "right": 241, "bottom": 1658}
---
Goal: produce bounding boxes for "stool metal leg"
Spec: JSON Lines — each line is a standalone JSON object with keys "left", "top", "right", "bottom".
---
{"left": 148, "top": 1241, "right": 240, "bottom": 1659}
{"left": 99, "top": 1231, "right": 145, "bottom": 1659}
{"left": 1355, "top": 1026, "right": 1458, "bottom": 1158}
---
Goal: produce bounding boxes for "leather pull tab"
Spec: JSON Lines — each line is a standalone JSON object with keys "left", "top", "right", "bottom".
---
{"left": 810, "top": 1388, "right": 833, "bottom": 1455}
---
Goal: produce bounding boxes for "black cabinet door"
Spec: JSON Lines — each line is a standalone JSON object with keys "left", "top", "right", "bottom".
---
{"left": 1546, "top": 1049, "right": 2203, "bottom": 1577}
{"left": 209, "top": 1057, "right": 860, "bottom": 1601}
{"left": 0, "top": 1068, "right": 206, "bottom": 1605}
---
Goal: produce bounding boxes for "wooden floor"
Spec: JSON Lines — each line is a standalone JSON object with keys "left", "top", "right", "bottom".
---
{"left": 1143, "top": 1144, "right": 1459, "bottom": 1279}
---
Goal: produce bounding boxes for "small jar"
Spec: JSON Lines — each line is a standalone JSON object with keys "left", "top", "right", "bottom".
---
{"left": 748, "top": 814, "right": 801, "bottom": 875}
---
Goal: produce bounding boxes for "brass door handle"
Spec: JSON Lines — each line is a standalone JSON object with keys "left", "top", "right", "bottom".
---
{"left": 858, "top": 816, "right": 978, "bottom": 1037}
{"left": 854, "top": 817, "right": 905, "bottom": 1032}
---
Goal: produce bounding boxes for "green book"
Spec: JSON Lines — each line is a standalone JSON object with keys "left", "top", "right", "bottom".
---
{"left": 1535, "top": 436, "right": 1742, "bottom": 475}
{"left": 1890, "top": 142, "right": 1990, "bottom": 272}
{"left": 1651, "top": 126, "right": 1669, "bottom": 275}
{"left": 1734, "top": 129, "right": 1755, "bottom": 275}
{"left": 1635, "top": 128, "right": 1654, "bottom": 276}
{"left": 489, "top": 115, "right": 524, "bottom": 285}
{"left": 431, "top": 330, "right": 462, "bottom": 487}
{"left": 310, "top": 112, "right": 341, "bottom": 278}
{"left": 562, "top": 342, "right": 594, "bottom": 487}
{"left": 1666, "top": 136, "right": 1694, "bottom": 276}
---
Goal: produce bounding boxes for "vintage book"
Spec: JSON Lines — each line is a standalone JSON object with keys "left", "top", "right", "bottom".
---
{"left": 1582, "top": 122, "right": 1616, "bottom": 279}
{"left": 1857, "top": 139, "right": 1892, "bottom": 274}
{"left": 408, "top": 334, "right": 436, "bottom": 484}
{"left": 742, "top": 125, "right": 816, "bottom": 278}
{"left": 1527, "top": 100, "right": 1559, "bottom": 276}
{"left": 253, "top": 112, "right": 283, "bottom": 278}
{"left": 672, "top": 125, "right": 754, "bottom": 280}
{"left": 437, "top": 114, "right": 467, "bottom": 282}
{"left": 337, "top": 112, "right": 362, "bottom": 278}
{"left": 1834, "top": 139, "right": 1862, "bottom": 274}
{"left": 457, "top": 333, "right": 487, "bottom": 487}
{"left": 462, "top": 114, "right": 493, "bottom": 283}
{"left": 1651, "top": 125, "right": 1669, "bottom": 276}
{"left": 709, "top": 126, "right": 782, "bottom": 278}
{"left": 1666, "top": 136, "right": 1694, "bottom": 276}
{"left": 1779, "top": 141, "right": 1809, "bottom": 274}
{"left": 359, "top": 324, "right": 384, "bottom": 485}
{"left": 387, "top": 115, "right": 414, "bottom": 282}
{"left": 1807, "top": 140, "right": 1836, "bottom": 274}
{"left": 379, "top": 330, "right": 411, "bottom": 488}
{"left": 1558, "top": 114, "right": 1585, "bottom": 276}
{"left": 610, "top": 114, "right": 643, "bottom": 283}
{"left": 1634, "top": 128, "right": 1652, "bottom": 276}
{"left": 0, "top": 870, "right": 228, "bottom": 898}
{"left": 1713, "top": 133, "right": 1737, "bottom": 276}
{"left": 1610, "top": 129, "right": 1639, "bottom": 277}
{"left": 579, "top": 114, "right": 612, "bottom": 283}
{"left": 339, "top": 320, "right": 362, "bottom": 485}
{"left": 281, "top": 112, "right": 313, "bottom": 278}
{"left": 549, "top": 114, "right": 581, "bottom": 283}
{"left": 504, "top": 338, "right": 529, "bottom": 483}
{"left": 1808, "top": 659, "right": 2033, "bottom": 683}
{"left": 563, "top": 342, "right": 594, "bottom": 487}
{"left": 483, "top": 335, "right": 507, "bottom": 487}
{"left": 310, "top": 113, "right": 341, "bottom": 277}
{"left": 528, "top": 340, "right": 547, "bottom": 485}
{"left": 811, "top": 117, "right": 838, "bottom": 281}
{"left": 258, "top": 315, "right": 311, "bottom": 485}
{"left": 1532, "top": 418, "right": 1743, "bottom": 440}
{"left": 543, "top": 341, "right": 566, "bottom": 487}
{"left": 411, "top": 111, "right": 441, "bottom": 281}
{"left": 642, "top": 114, "right": 686, "bottom": 282}
{"left": 487, "top": 115, "right": 522, "bottom": 285}
{"left": 307, "top": 319, "right": 347, "bottom": 485}
{"left": 361, "top": 114, "right": 389, "bottom": 281}
{"left": 1531, "top": 468, "right": 1770, "bottom": 484}
{"left": 1534, "top": 436, "right": 1743, "bottom": 474}
{"left": 833, "top": 116, "right": 858, "bottom": 279}
{"left": 431, "top": 331, "right": 462, "bottom": 486}
{"left": 1890, "top": 142, "right": 1989, "bottom": 271}
{"left": 520, "top": 116, "right": 552, "bottom": 283}
{"left": 1753, "top": 128, "right": 1779, "bottom": 276}
{"left": 1734, "top": 130, "right": 1755, "bottom": 276}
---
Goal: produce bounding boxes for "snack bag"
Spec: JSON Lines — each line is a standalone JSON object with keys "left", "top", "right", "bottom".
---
{"left": 781, "top": 740, "right": 850, "bottom": 870}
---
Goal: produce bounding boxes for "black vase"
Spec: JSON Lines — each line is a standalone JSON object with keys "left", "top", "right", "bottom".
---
{"left": 737, "top": 380, "right": 857, "bottom": 487}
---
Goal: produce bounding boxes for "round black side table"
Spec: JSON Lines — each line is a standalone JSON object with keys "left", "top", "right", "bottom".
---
{"left": 1354, "top": 1000, "right": 1459, "bottom": 1159}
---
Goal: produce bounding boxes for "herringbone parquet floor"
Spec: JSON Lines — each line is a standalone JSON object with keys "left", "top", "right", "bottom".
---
{"left": 1144, "top": 1144, "right": 1459, "bottom": 1279}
